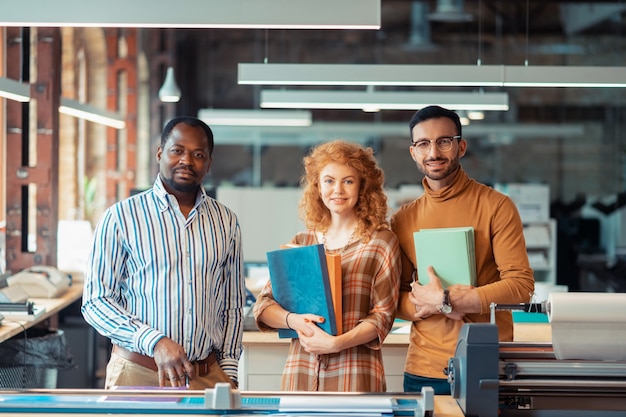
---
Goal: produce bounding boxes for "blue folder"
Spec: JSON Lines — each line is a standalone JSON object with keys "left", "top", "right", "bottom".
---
{"left": 266, "top": 244, "right": 338, "bottom": 338}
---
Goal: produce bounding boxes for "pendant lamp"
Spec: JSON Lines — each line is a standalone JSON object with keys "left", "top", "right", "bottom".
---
{"left": 159, "top": 66, "right": 181, "bottom": 103}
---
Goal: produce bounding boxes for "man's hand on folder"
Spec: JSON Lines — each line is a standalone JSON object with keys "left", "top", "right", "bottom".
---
{"left": 409, "top": 266, "right": 443, "bottom": 320}
{"left": 410, "top": 266, "right": 475, "bottom": 321}
{"left": 409, "top": 267, "right": 460, "bottom": 320}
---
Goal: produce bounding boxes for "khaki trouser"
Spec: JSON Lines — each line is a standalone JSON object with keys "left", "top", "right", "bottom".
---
{"left": 104, "top": 351, "right": 234, "bottom": 390}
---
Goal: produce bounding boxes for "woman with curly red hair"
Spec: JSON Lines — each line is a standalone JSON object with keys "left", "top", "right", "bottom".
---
{"left": 254, "top": 140, "right": 401, "bottom": 391}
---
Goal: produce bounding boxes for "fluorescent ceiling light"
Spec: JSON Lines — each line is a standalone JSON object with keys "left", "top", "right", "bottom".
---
{"left": 261, "top": 90, "right": 509, "bottom": 111}
{"left": 467, "top": 110, "right": 485, "bottom": 120}
{"left": 59, "top": 98, "right": 126, "bottom": 129}
{"left": 240, "top": 64, "right": 503, "bottom": 86}
{"left": 198, "top": 109, "right": 312, "bottom": 127}
{"left": 0, "top": 80, "right": 126, "bottom": 128}
{"left": 502, "top": 66, "right": 626, "bottom": 87}
{"left": 0, "top": 77, "right": 30, "bottom": 102}
{"left": 0, "top": 0, "right": 380, "bottom": 29}
{"left": 239, "top": 64, "right": 626, "bottom": 88}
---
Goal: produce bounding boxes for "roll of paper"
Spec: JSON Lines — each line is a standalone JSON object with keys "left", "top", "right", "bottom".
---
{"left": 547, "top": 292, "right": 626, "bottom": 360}
{"left": 548, "top": 292, "right": 626, "bottom": 323}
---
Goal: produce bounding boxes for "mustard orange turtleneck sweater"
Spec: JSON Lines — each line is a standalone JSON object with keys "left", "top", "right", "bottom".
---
{"left": 391, "top": 167, "right": 534, "bottom": 379}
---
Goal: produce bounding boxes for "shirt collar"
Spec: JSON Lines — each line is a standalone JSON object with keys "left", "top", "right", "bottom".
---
{"left": 153, "top": 174, "right": 208, "bottom": 212}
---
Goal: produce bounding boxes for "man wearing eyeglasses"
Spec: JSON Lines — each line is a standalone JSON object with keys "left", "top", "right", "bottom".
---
{"left": 390, "top": 105, "right": 534, "bottom": 394}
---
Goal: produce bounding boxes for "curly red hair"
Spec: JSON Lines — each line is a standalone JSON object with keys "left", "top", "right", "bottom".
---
{"left": 298, "top": 140, "right": 390, "bottom": 242}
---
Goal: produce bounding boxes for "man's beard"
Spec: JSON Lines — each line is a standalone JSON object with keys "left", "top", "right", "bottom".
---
{"left": 163, "top": 175, "right": 199, "bottom": 193}
{"left": 418, "top": 157, "right": 460, "bottom": 181}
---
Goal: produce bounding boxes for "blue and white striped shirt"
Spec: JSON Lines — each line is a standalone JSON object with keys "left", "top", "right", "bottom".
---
{"left": 81, "top": 175, "right": 245, "bottom": 380}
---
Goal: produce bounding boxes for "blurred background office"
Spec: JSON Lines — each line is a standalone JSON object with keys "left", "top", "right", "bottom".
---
{"left": 0, "top": 0, "right": 625, "bottom": 388}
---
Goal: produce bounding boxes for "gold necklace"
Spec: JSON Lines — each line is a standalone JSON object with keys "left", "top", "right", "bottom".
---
{"left": 322, "top": 228, "right": 357, "bottom": 254}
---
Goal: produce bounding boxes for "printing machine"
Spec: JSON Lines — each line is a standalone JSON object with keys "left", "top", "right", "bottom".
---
{"left": 448, "top": 318, "right": 626, "bottom": 417}
{"left": 2, "top": 294, "right": 625, "bottom": 417}
{"left": 0, "top": 385, "right": 437, "bottom": 417}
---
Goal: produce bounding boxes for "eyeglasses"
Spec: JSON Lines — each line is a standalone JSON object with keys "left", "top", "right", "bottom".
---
{"left": 410, "top": 136, "right": 461, "bottom": 154}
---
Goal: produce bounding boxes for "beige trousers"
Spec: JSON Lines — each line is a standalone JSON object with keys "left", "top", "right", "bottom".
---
{"left": 104, "top": 351, "right": 235, "bottom": 390}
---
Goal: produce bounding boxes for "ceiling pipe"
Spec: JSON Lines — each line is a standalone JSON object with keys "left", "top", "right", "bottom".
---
{"left": 405, "top": 1, "right": 437, "bottom": 50}
{"left": 428, "top": 0, "right": 473, "bottom": 23}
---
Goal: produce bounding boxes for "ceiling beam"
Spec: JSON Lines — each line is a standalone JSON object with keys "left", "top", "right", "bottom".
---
{"left": 210, "top": 122, "right": 586, "bottom": 145}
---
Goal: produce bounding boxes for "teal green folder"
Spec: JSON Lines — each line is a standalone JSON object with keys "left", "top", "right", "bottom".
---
{"left": 413, "top": 227, "right": 476, "bottom": 287}
{"left": 266, "top": 244, "right": 338, "bottom": 338}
